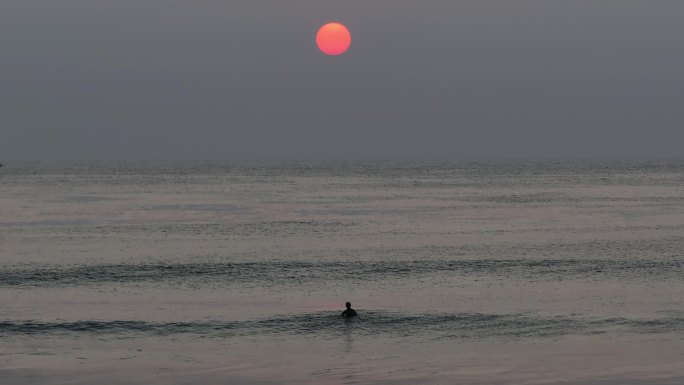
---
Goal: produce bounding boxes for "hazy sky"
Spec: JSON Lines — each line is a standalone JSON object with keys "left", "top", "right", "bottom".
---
{"left": 2, "top": 1, "right": 683, "bottom": 161}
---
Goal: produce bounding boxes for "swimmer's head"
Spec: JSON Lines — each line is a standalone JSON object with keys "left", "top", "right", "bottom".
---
{"left": 345, "top": 302, "right": 351, "bottom": 309}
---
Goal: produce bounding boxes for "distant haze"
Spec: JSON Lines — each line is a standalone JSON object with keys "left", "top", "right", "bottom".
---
{"left": 1, "top": 1, "right": 683, "bottom": 161}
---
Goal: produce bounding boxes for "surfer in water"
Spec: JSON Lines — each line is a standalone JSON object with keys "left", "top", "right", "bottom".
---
{"left": 341, "top": 302, "right": 357, "bottom": 317}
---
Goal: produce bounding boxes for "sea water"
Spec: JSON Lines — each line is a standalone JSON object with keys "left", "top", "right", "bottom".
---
{"left": 1, "top": 161, "right": 683, "bottom": 384}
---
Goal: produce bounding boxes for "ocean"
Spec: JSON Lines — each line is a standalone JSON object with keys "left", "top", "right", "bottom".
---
{"left": 1, "top": 161, "right": 683, "bottom": 384}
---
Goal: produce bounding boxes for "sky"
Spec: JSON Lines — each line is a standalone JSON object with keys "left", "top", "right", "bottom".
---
{"left": 1, "top": 0, "right": 683, "bottom": 161}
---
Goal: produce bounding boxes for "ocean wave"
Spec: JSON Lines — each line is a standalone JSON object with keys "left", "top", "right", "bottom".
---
{"left": 1, "top": 312, "right": 682, "bottom": 338}
{"left": 1, "top": 259, "right": 682, "bottom": 287}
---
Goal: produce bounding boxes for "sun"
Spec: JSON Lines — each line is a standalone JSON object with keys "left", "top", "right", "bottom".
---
{"left": 316, "top": 22, "right": 352, "bottom": 56}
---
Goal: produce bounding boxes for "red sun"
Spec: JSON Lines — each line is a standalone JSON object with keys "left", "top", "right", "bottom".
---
{"left": 316, "top": 22, "right": 351, "bottom": 56}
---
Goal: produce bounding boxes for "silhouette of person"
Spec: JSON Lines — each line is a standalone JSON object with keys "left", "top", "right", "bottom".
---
{"left": 341, "top": 301, "right": 357, "bottom": 317}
